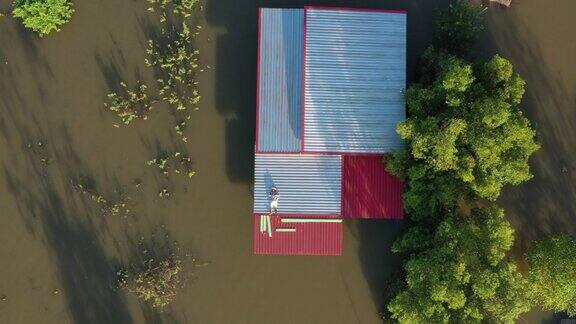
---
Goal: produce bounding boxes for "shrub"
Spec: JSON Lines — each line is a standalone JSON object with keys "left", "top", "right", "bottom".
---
{"left": 12, "top": 0, "right": 74, "bottom": 36}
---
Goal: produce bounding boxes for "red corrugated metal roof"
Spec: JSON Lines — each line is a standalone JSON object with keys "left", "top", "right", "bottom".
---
{"left": 341, "top": 155, "right": 403, "bottom": 219}
{"left": 253, "top": 214, "right": 343, "bottom": 255}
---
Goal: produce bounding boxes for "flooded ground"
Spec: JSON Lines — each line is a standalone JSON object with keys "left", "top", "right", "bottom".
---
{"left": 0, "top": 0, "right": 574, "bottom": 323}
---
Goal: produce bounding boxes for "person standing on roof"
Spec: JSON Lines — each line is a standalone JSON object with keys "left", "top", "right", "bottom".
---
{"left": 269, "top": 186, "right": 279, "bottom": 214}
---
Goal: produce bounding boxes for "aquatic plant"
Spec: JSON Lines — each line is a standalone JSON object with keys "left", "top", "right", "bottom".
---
{"left": 104, "top": 82, "right": 155, "bottom": 126}
{"left": 158, "top": 187, "right": 171, "bottom": 198}
{"left": 145, "top": 0, "right": 201, "bottom": 142}
{"left": 145, "top": 22, "right": 201, "bottom": 113}
{"left": 72, "top": 182, "right": 131, "bottom": 217}
{"left": 147, "top": 0, "right": 199, "bottom": 21}
{"left": 146, "top": 151, "right": 195, "bottom": 179}
{"left": 12, "top": 0, "right": 74, "bottom": 36}
{"left": 25, "top": 140, "right": 51, "bottom": 165}
{"left": 120, "top": 256, "right": 183, "bottom": 310}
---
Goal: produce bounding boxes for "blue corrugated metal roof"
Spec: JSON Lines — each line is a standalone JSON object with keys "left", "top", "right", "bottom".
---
{"left": 303, "top": 8, "right": 406, "bottom": 153}
{"left": 257, "top": 8, "right": 304, "bottom": 152}
{"left": 253, "top": 154, "right": 341, "bottom": 214}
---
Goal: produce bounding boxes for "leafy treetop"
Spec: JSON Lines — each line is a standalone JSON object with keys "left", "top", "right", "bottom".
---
{"left": 526, "top": 235, "right": 576, "bottom": 316}
{"left": 388, "top": 206, "right": 531, "bottom": 323}
{"left": 388, "top": 50, "right": 539, "bottom": 220}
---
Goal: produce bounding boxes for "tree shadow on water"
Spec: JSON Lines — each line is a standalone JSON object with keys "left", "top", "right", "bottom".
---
{"left": 481, "top": 14, "right": 576, "bottom": 255}
{"left": 1, "top": 110, "right": 133, "bottom": 324}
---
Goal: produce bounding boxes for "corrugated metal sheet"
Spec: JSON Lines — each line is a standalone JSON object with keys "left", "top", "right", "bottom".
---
{"left": 257, "top": 8, "right": 304, "bottom": 152}
{"left": 253, "top": 154, "right": 341, "bottom": 214}
{"left": 303, "top": 8, "right": 407, "bottom": 153}
{"left": 253, "top": 214, "right": 343, "bottom": 255}
{"left": 342, "top": 155, "right": 403, "bottom": 219}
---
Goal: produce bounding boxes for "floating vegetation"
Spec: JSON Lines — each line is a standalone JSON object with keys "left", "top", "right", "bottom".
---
{"left": 119, "top": 255, "right": 183, "bottom": 310}
{"left": 103, "top": 0, "right": 201, "bottom": 143}
{"left": 105, "top": 82, "right": 156, "bottom": 127}
{"left": 147, "top": 0, "right": 199, "bottom": 21}
{"left": 145, "top": 0, "right": 202, "bottom": 142}
{"left": 158, "top": 187, "right": 171, "bottom": 198}
{"left": 146, "top": 22, "right": 201, "bottom": 113}
{"left": 99, "top": 0, "right": 201, "bottom": 210}
{"left": 146, "top": 151, "right": 195, "bottom": 179}
{"left": 72, "top": 182, "right": 132, "bottom": 217}
{"left": 25, "top": 140, "right": 51, "bottom": 166}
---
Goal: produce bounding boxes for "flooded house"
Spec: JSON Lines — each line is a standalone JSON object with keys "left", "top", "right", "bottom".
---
{"left": 253, "top": 7, "right": 407, "bottom": 255}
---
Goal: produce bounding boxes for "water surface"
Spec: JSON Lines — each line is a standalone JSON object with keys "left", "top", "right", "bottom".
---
{"left": 0, "top": 0, "right": 574, "bottom": 323}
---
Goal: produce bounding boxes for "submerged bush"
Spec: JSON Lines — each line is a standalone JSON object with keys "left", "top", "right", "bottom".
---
{"left": 12, "top": 0, "right": 74, "bottom": 36}
{"left": 120, "top": 256, "right": 183, "bottom": 310}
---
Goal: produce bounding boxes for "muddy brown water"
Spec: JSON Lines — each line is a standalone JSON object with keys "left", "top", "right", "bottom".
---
{"left": 0, "top": 0, "right": 574, "bottom": 323}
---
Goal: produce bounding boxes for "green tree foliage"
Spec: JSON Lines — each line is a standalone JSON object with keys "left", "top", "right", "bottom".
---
{"left": 526, "top": 235, "right": 576, "bottom": 315}
{"left": 388, "top": 207, "right": 531, "bottom": 323}
{"left": 391, "top": 51, "right": 539, "bottom": 220}
{"left": 12, "top": 0, "right": 74, "bottom": 36}
{"left": 385, "top": 2, "right": 539, "bottom": 323}
{"left": 434, "top": 0, "right": 485, "bottom": 55}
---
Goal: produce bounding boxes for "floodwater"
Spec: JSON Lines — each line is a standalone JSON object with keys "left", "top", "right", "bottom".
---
{"left": 0, "top": 0, "right": 574, "bottom": 323}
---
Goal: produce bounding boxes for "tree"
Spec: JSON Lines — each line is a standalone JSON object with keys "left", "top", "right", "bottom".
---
{"left": 526, "top": 235, "right": 576, "bottom": 316}
{"left": 390, "top": 51, "right": 539, "bottom": 220}
{"left": 12, "top": 0, "right": 74, "bottom": 36}
{"left": 384, "top": 2, "right": 539, "bottom": 323}
{"left": 434, "top": 0, "right": 485, "bottom": 56}
{"left": 388, "top": 207, "right": 532, "bottom": 323}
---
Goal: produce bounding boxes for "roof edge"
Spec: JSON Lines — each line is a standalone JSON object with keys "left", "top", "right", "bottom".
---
{"left": 304, "top": 6, "right": 406, "bottom": 14}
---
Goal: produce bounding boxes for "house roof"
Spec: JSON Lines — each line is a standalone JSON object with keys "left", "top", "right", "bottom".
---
{"left": 303, "top": 8, "right": 407, "bottom": 153}
{"left": 253, "top": 214, "right": 343, "bottom": 255}
{"left": 256, "top": 8, "right": 304, "bottom": 152}
{"left": 254, "top": 7, "right": 406, "bottom": 255}
{"left": 342, "top": 155, "right": 403, "bottom": 219}
{"left": 253, "top": 153, "right": 342, "bottom": 214}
